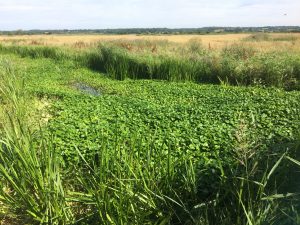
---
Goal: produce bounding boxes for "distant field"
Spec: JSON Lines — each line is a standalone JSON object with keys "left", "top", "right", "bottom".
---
{"left": 1, "top": 33, "right": 300, "bottom": 51}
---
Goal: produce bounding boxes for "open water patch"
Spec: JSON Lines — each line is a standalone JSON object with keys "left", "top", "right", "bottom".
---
{"left": 74, "top": 83, "right": 101, "bottom": 96}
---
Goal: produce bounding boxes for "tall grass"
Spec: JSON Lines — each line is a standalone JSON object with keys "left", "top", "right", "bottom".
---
{"left": 0, "top": 44, "right": 69, "bottom": 60}
{"left": 0, "top": 42, "right": 300, "bottom": 90}
{"left": 70, "top": 133, "right": 199, "bottom": 224}
{"left": 99, "top": 44, "right": 218, "bottom": 83}
{"left": 0, "top": 61, "right": 72, "bottom": 224}
{"left": 218, "top": 45, "right": 300, "bottom": 89}
{"left": 98, "top": 43, "right": 300, "bottom": 90}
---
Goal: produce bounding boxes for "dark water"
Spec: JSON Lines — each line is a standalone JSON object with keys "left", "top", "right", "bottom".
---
{"left": 75, "top": 83, "right": 101, "bottom": 96}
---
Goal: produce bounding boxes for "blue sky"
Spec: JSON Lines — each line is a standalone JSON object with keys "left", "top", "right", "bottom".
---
{"left": 0, "top": 0, "right": 299, "bottom": 30}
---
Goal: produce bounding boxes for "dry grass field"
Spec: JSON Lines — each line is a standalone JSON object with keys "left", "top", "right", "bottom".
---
{"left": 1, "top": 33, "right": 300, "bottom": 52}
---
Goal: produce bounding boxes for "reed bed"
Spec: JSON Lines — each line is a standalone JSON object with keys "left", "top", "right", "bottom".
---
{"left": 0, "top": 40, "right": 300, "bottom": 90}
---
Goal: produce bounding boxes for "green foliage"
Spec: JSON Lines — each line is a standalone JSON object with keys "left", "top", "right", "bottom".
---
{"left": 48, "top": 83, "right": 300, "bottom": 166}
{"left": 1, "top": 42, "right": 300, "bottom": 90}
{"left": 218, "top": 46, "right": 300, "bottom": 89}
{"left": 47, "top": 81, "right": 299, "bottom": 224}
{"left": 0, "top": 46, "right": 299, "bottom": 224}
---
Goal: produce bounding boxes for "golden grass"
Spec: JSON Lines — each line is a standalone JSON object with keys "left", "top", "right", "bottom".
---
{"left": 0, "top": 33, "right": 248, "bottom": 45}
{"left": 0, "top": 33, "right": 300, "bottom": 52}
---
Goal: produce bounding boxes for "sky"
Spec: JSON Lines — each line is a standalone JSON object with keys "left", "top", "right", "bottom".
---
{"left": 0, "top": 0, "right": 299, "bottom": 30}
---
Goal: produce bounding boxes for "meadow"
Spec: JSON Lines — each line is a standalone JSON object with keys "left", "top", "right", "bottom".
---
{"left": 0, "top": 33, "right": 299, "bottom": 224}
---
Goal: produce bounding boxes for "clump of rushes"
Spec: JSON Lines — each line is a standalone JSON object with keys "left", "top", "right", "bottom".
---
{"left": 98, "top": 44, "right": 217, "bottom": 83}
{"left": 0, "top": 61, "right": 72, "bottom": 224}
{"left": 97, "top": 43, "right": 300, "bottom": 89}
